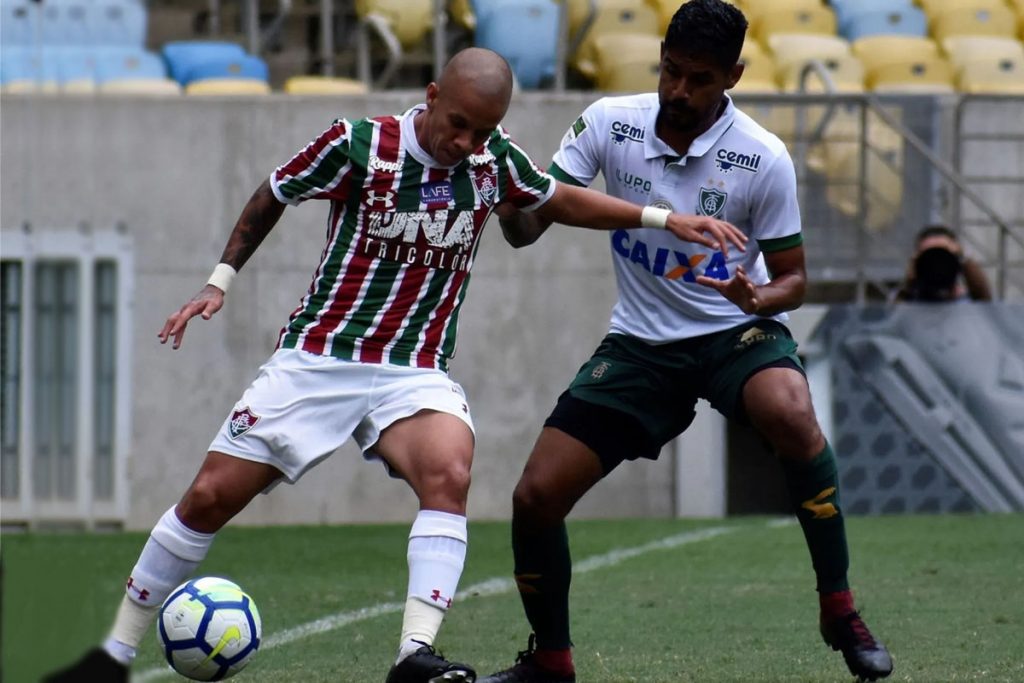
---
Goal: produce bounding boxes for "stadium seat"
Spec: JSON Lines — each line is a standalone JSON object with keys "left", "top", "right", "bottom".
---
{"left": 182, "top": 54, "right": 269, "bottom": 85}
{"left": 449, "top": 0, "right": 475, "bottom": 30}
{"left": 161, "top": 41, "right": 247, "bottom": 83}
{"left": 473, "top": 0, "right": 560, "bottom": 89}
{"left": 752, "top": 6, "right": 838, "bottom": 47}
{"left": 40, "top": 0, "right": 91, "bottom": 45}
{"left": 0, "top": 47, "right": 59, "bottom": 92}
{"left": 94, "top": 47, "right": 169, "bottom": 83}
{"left": 868, "top": 57, "right": 956, "bottom": 92}
{"left": 956, "top": 53, "right": 1024, "bottom": 92}
{"left": 918, "top": 0, "right": 1010, "bottom": 16}
{"left": 571, "top": 0, "right": 661, "bottom": 81}
{"left": 592, "top": 32, "right": 661, "bottom": 92}
{"left": 767, "top": 33, "right": 851, "bottom": 71}
{"left": 931, "top": 5, "right": 1018, "bottom": 42}
{"left": 99, "top": 78, "right": 181, "bottom": 95}
{"left": 941, "top": 35, "right": 1024, "bottom": 72}
{"left": 779, "top": 53, "right": 865, "bottom": 92}
{"left": 283, "top": 75, "right": 369, "bottom": 95}
{"left": 355, "top": 0, "right": 432, "bottom": 51}
{"left": 184, "top": 78, "right": 271, "bottom": 95}
{"left": 733, "top": 41, "right": 780, "bottom": 93}
{"left": 831, "top": 0, "right": 915, "bottom": 34}
{"left": 89, "top": 0, "right": 146, "bottom": 47}
{"left": 841, "top": 7, "right": 928, "bottom": 42}
{"left": 852, "top": 35, "right": 941, "bottom": 73}
{"left": 0, "top": 0, "right": 38, "bottom": 46}
{"left": 48, "top": 46, "right": 97, "bottom": 91}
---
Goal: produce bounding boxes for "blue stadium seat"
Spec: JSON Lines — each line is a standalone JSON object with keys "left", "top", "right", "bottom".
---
{"left": 89, "top": 0, "right": 147, "bottom": 46}
{"left": 472, "top": 0, "right": 559, "bottom": 89}
{"left": 161, "top": 41, "right": 247, "bottom": 83}
{"left": 842, "top": 7, "right": 928, "bottom": 41}
{"left": 40, "top": 0, "right": 91, "bottom": 45}
{"left": 831, "top": 0, "right": 914, "bottom": 33}
{"left": 0, "top": 47, "right": 59, "bottom": 91}
{"left": 95, "top": 46, "right": 168, "bottom": 82}
{"left": 181, "top": 54, "right": 269, "bottom": 85}
{"left": 48, "top": 46, "right": 97, "bottom": 88}
{"left": 1, "top": 0, "right": 38, "bottom": 46}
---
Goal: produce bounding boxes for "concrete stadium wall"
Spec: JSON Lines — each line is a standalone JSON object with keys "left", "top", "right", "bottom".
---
{"left": 1, "top": 92, "right": 673, "bottom": 529}
{"left": 2, "top": 93, "right": 1021, "bottom": 529}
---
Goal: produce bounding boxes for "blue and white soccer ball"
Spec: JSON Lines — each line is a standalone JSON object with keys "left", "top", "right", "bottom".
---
{"left": 157, "top": 576, "right": 262, "bottom": 681}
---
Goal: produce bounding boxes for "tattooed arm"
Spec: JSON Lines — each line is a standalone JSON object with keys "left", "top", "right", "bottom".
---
{"left": 158, "top": 180, "right": 287, "bottom": 349}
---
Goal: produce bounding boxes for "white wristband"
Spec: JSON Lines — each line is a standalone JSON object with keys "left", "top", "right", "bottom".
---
{"left": 206, "top": 263, "right": 237, "bottom": 293}
{"left": 641, "top": 206, "right": 671, "bottom": 229}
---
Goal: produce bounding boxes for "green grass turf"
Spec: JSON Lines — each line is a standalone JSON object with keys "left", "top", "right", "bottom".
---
{"left": 3, "top": 514, "right": 1022, "bottom": 682}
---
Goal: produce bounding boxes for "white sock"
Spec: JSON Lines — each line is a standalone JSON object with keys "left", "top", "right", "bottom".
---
{"left": 397, "top": 510, "right": 467, "bottom": 662}
{"left": 107, "top": 506, "right": 215, "bottom": 654}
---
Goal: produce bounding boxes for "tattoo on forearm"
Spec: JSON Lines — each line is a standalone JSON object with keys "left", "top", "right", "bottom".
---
{"left": 218, "top": 182, "right": 284, "bottom": 270}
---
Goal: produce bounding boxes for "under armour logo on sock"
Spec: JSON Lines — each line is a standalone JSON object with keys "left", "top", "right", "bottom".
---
{"left": 126, "top": 576, "right": 151, "bottom": 601}
{"left": 430, "top": 589, "right": 452, "bottom": 608}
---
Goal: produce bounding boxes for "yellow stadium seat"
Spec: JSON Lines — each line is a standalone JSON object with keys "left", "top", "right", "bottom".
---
{"left": 852, "top": 35, "right": 941, "bottom": 73}
{"left": 592, "top": 32, "right": 662, "bottom": 92}
{"left": 572, "top": 0, "right": 661, "bottom": 80}
{"left": 942, "top": 35, "right": 1024, "bottom": 71}
{"left": 779, "top": 53, "right": 865, "bottom": 92}
{"left": 184, "top": 78, "right": 271, "bottom": 95}
{"left": 931, "top": 4, "right": 1018, "bottom": 42}
{"left": 99, "top": 79, "right": 182, "bottom": 95}
{"left": 448, "top": 0, "right": 476, "bottom": 31}
{"left": 868, "top": 57, "right": 956, "bottom": 92}
{"left": 732, "top": 40, "right": 779, "bottom": 93}
{"left": 741, "top": 0, "right": 827, "bottom": 26}
{"left": 767, "top": 33, "right": 851, "bottom": 70}
{"left": 918, "top": 0, "right": 1009, "bottom": 16}
{"left": 753, "top": 5, "right": 838, "bottom": 47}
{"left": 283, "top": 75, "right": 369, "bottom": 95}
{"left": 355, "top": 0, "right": 432, "bottom": 50}
{"left": 957, "top": 53, "right": 1024, "bottom": 92}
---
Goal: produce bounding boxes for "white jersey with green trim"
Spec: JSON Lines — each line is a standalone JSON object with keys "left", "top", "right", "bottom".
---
{"left": 551, "top": 93, "right": 802, "bottom": 342}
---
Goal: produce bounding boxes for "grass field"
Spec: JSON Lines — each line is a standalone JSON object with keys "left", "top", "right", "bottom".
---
{"left": 3, "top": 514, "right": 1023, "bottom": 682}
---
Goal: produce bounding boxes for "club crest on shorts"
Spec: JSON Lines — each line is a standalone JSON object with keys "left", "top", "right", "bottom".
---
{"left": 229, "top": 407, "right": 260, "bottom": 439}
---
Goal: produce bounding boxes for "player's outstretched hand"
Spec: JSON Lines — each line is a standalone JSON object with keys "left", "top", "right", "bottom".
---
{"left": 697, "top": 264, "right": 760, "bottom": 314}
{"left": 665, "top": 214, "right": 747, "bottom": 257}
{"left": 158, "top": 285, "right": 226, "bottom": 350}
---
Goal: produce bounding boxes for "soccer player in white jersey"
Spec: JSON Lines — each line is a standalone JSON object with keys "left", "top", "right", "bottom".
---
{"left": 480, "top": 2, "right": 894, "bottom": 682}
{"left": 43, "top": 48, "right": 747, "bottom": 683}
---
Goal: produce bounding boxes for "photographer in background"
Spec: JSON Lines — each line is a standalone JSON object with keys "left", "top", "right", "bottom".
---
{"left": 897, "top": 225, "right": 993, "bottom": 302}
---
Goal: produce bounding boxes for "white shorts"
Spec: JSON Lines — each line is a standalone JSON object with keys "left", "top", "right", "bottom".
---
{"left": 208, "top": 348, "right": 475, "bottom": 483}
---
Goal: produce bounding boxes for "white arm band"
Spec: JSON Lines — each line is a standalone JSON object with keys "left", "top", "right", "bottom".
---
{"left": 206, "top": 263, "right": 237, "bottom": 293}
{"left": 641, "top": 206, "right": 671, "bottom": 229}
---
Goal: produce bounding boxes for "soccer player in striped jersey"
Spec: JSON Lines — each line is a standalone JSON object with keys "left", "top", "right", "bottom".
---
{"left": 480, "top": 2, "right": 894, "bottom": 682}
{"left": 43, "top": 48, "right": 746, "bottom": 683}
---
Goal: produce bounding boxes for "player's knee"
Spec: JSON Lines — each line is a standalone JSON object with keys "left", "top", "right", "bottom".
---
{"left": 422, "top": 459, "right": 472, "bottom": 501}
{"left": 758, "top": 403, "right": 823, "bottom": 460}
{"left": 177, "top": 474, "right": 231, "bottom": 530}
{"left": 512, "top": 476, "right": 565, "bottom": 525}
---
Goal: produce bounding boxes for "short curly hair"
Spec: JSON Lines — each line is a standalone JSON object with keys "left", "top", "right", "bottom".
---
{"left": 665, "top": 0, "right": 748, "bottom": 70}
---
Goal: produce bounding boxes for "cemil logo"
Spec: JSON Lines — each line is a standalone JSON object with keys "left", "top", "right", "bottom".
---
{"left": 609, "top": 121, "right": 645, "bottom": 145}
{"left": 229, "top": 407, "right": 260, "bottom": 439}
{"left": 202, "top": 625, "right": 242, "bottom": 664}
{"left": 715, "top": 148, "right": 761, "bottom": 174}
{"left": 801, "top": 487, "right": 838, "bottom": 519}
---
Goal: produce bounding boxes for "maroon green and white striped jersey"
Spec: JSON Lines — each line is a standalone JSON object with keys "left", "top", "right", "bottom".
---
{"left": 269, "top": 104, "right": 555, "bottom": 371}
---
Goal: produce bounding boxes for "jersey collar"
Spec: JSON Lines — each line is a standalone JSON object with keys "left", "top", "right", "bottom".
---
{"left": 401, "top": 104, "right": 455, "bottom": 169}
{"left": 644, "top": 94, "right": 736, "bottom": 165}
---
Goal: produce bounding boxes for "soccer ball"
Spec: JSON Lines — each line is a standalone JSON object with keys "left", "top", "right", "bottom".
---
{"left": 157, "top": 576, "right": 262, "bottom": 681}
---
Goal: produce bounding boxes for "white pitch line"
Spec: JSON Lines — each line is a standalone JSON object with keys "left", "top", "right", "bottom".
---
{"left": 135, "top": 521, "right": 762, "bottom": 682}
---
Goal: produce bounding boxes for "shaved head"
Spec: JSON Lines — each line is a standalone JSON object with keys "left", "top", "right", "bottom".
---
{"left": 438, "top": 47, "right": 514, "bottom": 106}
{"left": 416, "top": 48, "right": 515, "bottom": 166}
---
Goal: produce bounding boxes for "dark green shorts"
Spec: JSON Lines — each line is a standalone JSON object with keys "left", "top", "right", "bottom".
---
{"left": 546, "top": 319, "right": 803, "bottom": 469}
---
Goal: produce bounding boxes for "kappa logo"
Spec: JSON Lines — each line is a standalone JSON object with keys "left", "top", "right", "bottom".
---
{"left": 366, "top": 190, "right": 395, "bottom": 209}
{"left": 368, "top": 155, "right": 402, "bottom": 173}
{"left": 467, "top": 150, "right": 496, "bottom": 166}
{"left": 697, "top": 187, "right": 728, "bottom": 218}
{"left": 610, "top": 120, "right": 645, "bottom": 145}
{"left": 229, "top": 407, "right": 260, "bottom": 439}
{"left": 715, "top": 148, "right": 761, "bottom": 174}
